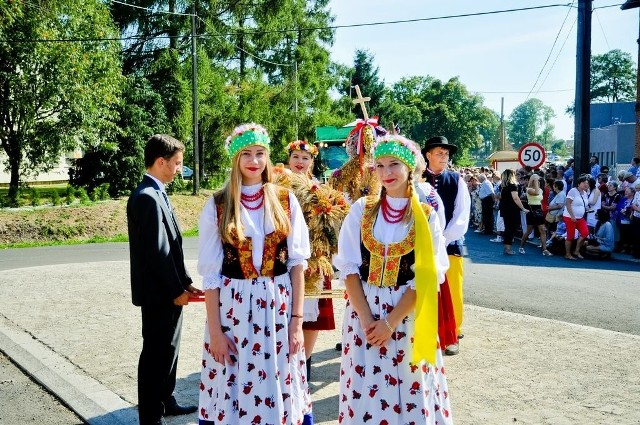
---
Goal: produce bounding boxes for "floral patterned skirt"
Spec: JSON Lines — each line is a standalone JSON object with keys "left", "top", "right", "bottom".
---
{"left": 199, "top": 275, "right": 312, "bottom": 424}
{"left": 338, "top": 282, "right": 452, "bottom": 424}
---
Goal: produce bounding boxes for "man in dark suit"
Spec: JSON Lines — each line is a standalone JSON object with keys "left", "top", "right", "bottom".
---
{"left": 127, "top": 134, "right": 203, "bottom": 425}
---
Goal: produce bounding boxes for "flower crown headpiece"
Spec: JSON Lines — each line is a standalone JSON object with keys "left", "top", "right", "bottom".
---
{"left": 287, "top": 140, "right": 319, "bottom": 157}
{"left": 372, "top": 135, "right": 420, "bottom": 169}
{"left": 224, "top": 123, "right": 271, "bottom": 158}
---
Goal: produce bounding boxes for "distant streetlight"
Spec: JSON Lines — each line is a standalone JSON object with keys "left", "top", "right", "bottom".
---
{"left": 621, "top": 0, "right": 640, "bottom": 157}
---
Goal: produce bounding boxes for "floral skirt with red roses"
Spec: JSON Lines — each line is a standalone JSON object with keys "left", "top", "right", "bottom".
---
{"left": 338, "top": 282, "right": 452, "bottom": 425}
{"left": 199, "top": 275, "right": 312, "bottom": 425}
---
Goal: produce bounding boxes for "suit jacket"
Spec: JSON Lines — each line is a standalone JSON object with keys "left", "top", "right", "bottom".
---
{"left": 127, "top": 175, "right": 193, "bottom": 306}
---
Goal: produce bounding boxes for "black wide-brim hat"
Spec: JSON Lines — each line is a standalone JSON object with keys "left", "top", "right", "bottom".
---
{"left": 421, "top": 136, "right": 458, "bottom": 156}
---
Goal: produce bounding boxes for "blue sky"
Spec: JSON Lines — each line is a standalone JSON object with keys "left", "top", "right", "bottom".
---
{"left": 328, "top": 1, "right": 637, "bottom": 141}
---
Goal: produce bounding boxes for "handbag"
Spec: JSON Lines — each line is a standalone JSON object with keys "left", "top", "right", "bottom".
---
{"left": 545, "top": 212, "right": 557, "bottom": 223}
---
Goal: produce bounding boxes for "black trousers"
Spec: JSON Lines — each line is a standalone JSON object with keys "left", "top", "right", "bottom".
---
{"left": 481, "top": 196, "right": 494, "bottom": 234}
{"left": 502, "top": 212, "right": 520, "bottom": 245}
{"left": 138, "top": 303, "right": 183, "bottom": 424}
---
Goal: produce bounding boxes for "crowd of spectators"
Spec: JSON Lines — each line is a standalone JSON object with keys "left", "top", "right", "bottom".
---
{"left": 456, "top": 156, "right": 640, "bottom": 260}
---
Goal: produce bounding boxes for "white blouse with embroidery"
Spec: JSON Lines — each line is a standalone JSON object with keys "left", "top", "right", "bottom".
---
{"left": 197, "top": 183, "right": 310, "bottom": 290}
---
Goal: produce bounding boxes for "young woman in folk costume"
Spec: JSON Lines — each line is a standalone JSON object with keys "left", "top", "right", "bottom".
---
{"left": 197, "top": 124, "right": 313, "bottom": 425}
{"left": 281, "top": 140, "right": 349, "bottom": 379}
{"left": 333, "top": 135, "right": 453, "bottom": 424}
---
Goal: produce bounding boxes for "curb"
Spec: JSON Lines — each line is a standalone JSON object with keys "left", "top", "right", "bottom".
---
{"left": 0, "top": 316, "right": 137, "bottom": 425}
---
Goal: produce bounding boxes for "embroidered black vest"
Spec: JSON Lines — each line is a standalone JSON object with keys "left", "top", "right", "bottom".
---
{"left": 215, "top": 188, "right": 290, "bottom": 279}
{"left": 423, "top": 170, "right": 459, "bottom": 227}
{"left": 358, "top": 196, "right": 432, "bottom": 288}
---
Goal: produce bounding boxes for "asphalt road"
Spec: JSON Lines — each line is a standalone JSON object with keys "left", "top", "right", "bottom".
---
{"left": 2, "top": 232, "right": 638, "bottom": 335}
{"left": 462, "top": 230, "right": 640, "bottom": 336}
{"left": 0, "top": 352, "right": 84, "bottom": 424}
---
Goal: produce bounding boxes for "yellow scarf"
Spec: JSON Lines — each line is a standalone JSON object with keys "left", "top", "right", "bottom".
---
{"left": 411, "top": 191, "right": 439, "bottom": 365}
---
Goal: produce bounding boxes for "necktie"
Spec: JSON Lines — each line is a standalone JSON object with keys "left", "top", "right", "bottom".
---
{"left": 161, "top": 191, "right": 179, "bottom": 232}
{"left": 161, "top": 191, "right": 172, "bottom": 210}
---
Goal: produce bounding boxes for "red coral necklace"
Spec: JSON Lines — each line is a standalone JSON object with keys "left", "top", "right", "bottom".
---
{"left": 381, "top": 195, "right": 407, "bottom": 223}
{"left": 241, "top": 188, "right": 264, "bottom": 210}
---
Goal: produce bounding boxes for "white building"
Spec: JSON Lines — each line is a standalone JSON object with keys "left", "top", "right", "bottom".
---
{"left": 0, "top": 149, "right": 83, "bottom": 186}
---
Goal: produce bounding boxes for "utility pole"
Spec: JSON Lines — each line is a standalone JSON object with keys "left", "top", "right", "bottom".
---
{"left": 191, "top": 2, "right": 199, "bottom": 194}
{"left": 573, "top": 0, "right": 592, "bottom": 181}
{"left": 621, "top": 0, "right": 640, "bottom": 158}
{"left": 294, "top": 60, "right": 298, "bottom": 140}
{"left": 500, "top": 97, "right": 506, "bottom": 151}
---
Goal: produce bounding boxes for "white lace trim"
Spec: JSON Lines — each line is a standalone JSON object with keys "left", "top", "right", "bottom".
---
{"left": 203, "top": 274, "right": 223, "bottom": 291}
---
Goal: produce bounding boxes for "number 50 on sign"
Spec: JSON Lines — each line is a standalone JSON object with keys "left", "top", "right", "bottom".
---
{"left": 518, "top": 142, "right": 546, "bottom": 169}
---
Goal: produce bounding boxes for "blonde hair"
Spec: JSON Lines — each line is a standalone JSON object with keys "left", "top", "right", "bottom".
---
{"left": 365, "top": 168, "right": 414, "bottom": 225}
{"left": 528, "top": 174, "right": 541, "bottom": 189}
{"left": 216, "top": 150, "right": 291, "bottom": 243}
{"left": 413, "top": 153, "right": 427, "bottom": 183}
{"left": 501, "top": 169, "right": 517, "bottom": 187}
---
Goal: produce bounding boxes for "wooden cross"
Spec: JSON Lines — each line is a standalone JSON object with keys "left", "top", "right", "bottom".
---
{"left": 352, "top": 85, "right": 370, "bottom": 121}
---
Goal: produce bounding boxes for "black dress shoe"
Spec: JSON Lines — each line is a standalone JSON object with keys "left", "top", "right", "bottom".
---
{"left": 163, "top": 401, "right": 197, "bottom": 416}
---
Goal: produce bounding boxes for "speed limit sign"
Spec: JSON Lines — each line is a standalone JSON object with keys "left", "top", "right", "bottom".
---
{"left": 518, "top": 142, "right": 546, "bottom": 169}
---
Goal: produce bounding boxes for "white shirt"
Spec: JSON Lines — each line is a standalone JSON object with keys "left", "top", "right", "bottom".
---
{"left": 197, "top": 184, "right": 310, "bottom": 289}
{"left": 443, "top": 175, "right": 471, "bottom": 245}
{"left": 333, "top": 195, "right": 447, "bottom": 286}
{"left": 145, "top": 173, "right": 166, "bottom": 192}
{"left": 632, "top": 191, "right": 640, "bottom": 219}
{"left": 478, "top": 179, "right": 494, "bottom": 199}
{"left": 563, "top": 188, "right": 588, "bottom": 219}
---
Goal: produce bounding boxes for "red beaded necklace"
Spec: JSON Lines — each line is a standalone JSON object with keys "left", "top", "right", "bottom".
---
{"left": 381, "top": 195, "right": 407, "bottom": 223}
{"left": 240, "top": 188, "right": 264, "bottom": 210}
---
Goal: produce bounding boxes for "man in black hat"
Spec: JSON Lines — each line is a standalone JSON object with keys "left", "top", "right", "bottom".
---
{"left": 422, "top": 136, "right": 471, "bottom": 356}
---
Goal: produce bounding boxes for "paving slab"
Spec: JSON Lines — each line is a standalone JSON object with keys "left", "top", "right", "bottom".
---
{"left": 1, "top": 260, "right": 639, "bottom": 424}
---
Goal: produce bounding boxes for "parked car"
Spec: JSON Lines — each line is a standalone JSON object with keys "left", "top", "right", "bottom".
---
{"left": 181, "top": 165, "right": 194, "bottom": 179}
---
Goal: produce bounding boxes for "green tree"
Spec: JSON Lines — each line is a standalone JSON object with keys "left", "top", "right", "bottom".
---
{"left": 339, "top": 49, "right": 386, "bottom": 119}
{"left": 591, "top": 49, "right": 636, "bottom": 103}
{"left": 476, "top": 109, "right": 501, "bottom": 158}
{"left": 377, "top": 76, "right": 432, "bottom": 139}
{"left": 551, "top": 139, "right": 570, "bottom": 157}
{"left": 0, "top": 1, "right": 23, "bottom": 27}
{"left": 380, "top": 76, "right": 496, "bottom": 164}
{"left": 566, "top": 49, "right": 636, "bottom": 115}
{"left": 69, "top": 75, "right": 169, "bottom": 196}
{"left": 111, "top": 0, "right": 340, "bottom": 182}
{"left": 507, "top": 98, "right": 555, "bottom": 149}
{"left": 0, "top": 0, "right": 122, "bottom": 204}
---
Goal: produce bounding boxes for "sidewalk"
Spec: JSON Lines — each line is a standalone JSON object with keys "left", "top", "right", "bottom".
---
{"left": 1, "top": 260, "right": 639, "bottom": 424}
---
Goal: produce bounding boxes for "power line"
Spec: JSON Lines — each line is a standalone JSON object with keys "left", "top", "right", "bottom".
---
{"left": 536, "top": 16, "right": 578, "bottom": 94}
{"left": 593, "top": 9, "right": 611, "bottom": 50}
{"left": 1, "top": 3, "right": 573, "bottom": 43}
{"left": 110, "top": 0, "right": 194, "bottom": 17}
{"left": 475, "top": 89, "right": 574, "bottom": 94}
{"left": 222, "top": 3, "right": 573, "bottom": 35}
{"left": 593, "top": 3, "right": 626, "bottom": 10}
{"left": 195, "top": 17, "right": 293, "bottom": 68}
{"left": 525, "top": 0, "right": 576, "bottom": 101}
